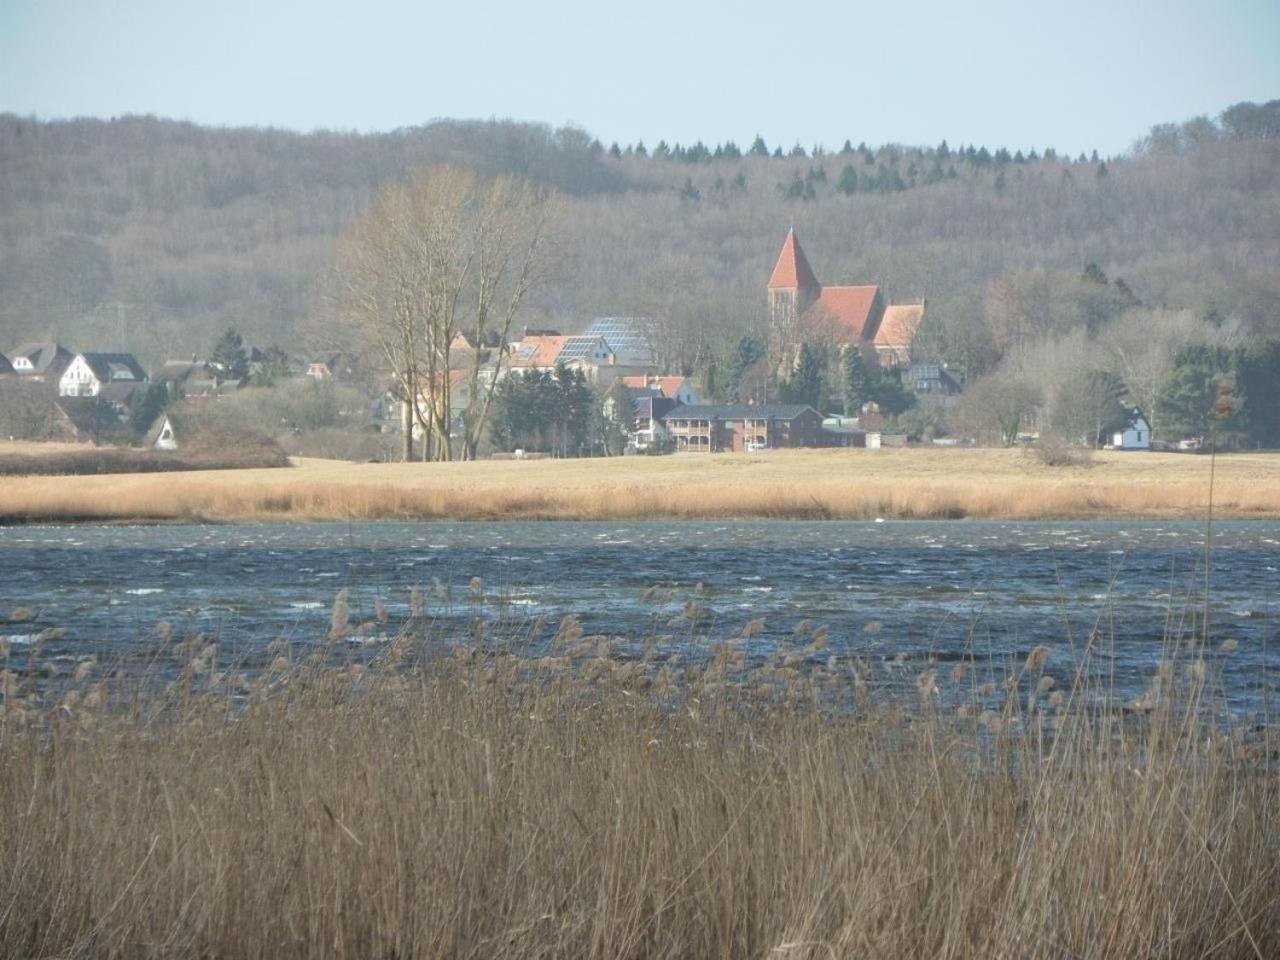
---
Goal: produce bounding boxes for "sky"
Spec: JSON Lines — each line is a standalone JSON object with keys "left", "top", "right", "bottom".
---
{"left": 1, "top": 0, "right": 1277, "bottom": 157}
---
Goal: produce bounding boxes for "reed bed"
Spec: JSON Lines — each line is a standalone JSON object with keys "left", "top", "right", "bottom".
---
{"left": 2, "top": 448, "right": 1279, "bottom": 522}
{"left": 1, "top": 606, "right": 1277, "bottom": 959}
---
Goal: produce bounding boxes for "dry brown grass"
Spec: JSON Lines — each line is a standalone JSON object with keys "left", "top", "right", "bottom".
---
{"left": 0, "top": 433, "right": 289, "bottom": 479}
{"left": 0, "top": 616, "right": 1276, "bottom": 959}
{"left": 1, "top": 447, "right": 1279, "bottom": 522}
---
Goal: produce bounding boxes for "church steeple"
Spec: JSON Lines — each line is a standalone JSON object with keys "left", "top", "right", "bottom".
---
{"left": 768, "top": 229, "right": 820, "bottom": 357}
{"left": 767, "top": 228, "right": 820, "bottom": 293}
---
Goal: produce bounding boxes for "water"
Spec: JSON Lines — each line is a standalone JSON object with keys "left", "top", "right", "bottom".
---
{"left": 2, "top": 520, "right": 1277, "bottom": 711}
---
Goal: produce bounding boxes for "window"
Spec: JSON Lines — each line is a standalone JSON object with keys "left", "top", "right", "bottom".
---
{"left": 1136, "top": 431, "right": 1143, "bottom": 442}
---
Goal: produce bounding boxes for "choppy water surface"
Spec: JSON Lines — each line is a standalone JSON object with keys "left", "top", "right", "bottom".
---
{"left": 3, "top": 520, "right": 1277, "bottom": 711}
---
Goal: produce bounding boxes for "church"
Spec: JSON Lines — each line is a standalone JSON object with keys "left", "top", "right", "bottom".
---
{"left": 767, "top": 229, "right": 924, "bottom": 367}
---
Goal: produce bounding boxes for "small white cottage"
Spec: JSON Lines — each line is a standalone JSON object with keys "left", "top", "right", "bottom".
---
{"left": 1111, "top": 410, "right": 1151, "bottom": 450}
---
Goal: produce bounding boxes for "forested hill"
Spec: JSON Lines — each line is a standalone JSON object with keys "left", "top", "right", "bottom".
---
{"left": 1, "top": 102, "right": 1277, "bottom": 376}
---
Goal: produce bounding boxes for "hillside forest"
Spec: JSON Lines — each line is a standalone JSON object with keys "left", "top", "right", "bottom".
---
{"left": 1, "top": 100, "right": 1278, "bottom": 448}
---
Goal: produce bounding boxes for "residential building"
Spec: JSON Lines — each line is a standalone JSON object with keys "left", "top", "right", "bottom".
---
{"left": 581, "top": 317, "right": 658, "bottom": 367}
{"left": 904, "top": 364, "right": 962, "bottom": 395}
{"left": 618, "top": 374, "right": 699, "bottom": 405}
{"left": 58, "top": 352, "right": 146, "bottom": 397}
{"left": 154, "top": 358, "right": 233, "bottom": 400}
{"left": 603, "top": 387, "right": 682, "bottom": 451}
{"left": 661, "top": 403, "right": 823, "bottom": 453}
{"left": 304, "top": 353, "right": 357, "bottom": 381}
{"left": 767, "top": 229, "right": 924, "bottom": 367}
{"left": 506, "top": 334, "right": 616, "bottom": 378}
{"left": 1110, "top": 410, "right": 1152, "bottom": 450}
{"left": 821, "top": 417, "right": 881, "bottom": 448}
{"left": 8, "top": 342, "right": 72, "bottom": 383}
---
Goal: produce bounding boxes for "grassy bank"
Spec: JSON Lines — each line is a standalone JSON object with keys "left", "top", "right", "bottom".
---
{"left": 1, "top": 447, "right": 1278, "bottom": 523}
{"left": 0, "top": 433, "right": 289, "bottom": 479}
{"left": 1, "top": 618, "right": 1276, "bottom": 959}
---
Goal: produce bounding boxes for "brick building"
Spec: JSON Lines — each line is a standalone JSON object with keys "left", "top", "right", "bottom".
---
{"left": 660, "top": 403, "right": 823, "bottom": 453}
{"left": 767, "top": 229, "right": 924, "bottom": 367}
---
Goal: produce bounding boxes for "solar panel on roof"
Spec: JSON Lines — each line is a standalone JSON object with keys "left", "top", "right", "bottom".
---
{"left": 582, "top": 317, "right": 657, "bottom": 366}
{"left": 557, "top": 337, "right": 599, "bottom": 362}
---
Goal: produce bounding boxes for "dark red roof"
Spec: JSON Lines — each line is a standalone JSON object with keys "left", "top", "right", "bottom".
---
{"left": 767, "top": 229, "right": 820, "bottom": 291}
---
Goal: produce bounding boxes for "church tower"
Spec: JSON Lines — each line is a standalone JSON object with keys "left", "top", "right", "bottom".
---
{"left": 767, "top": 229, "right": 820, "bottom": 354}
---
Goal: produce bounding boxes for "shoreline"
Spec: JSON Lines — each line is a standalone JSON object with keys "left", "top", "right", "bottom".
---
{"left": 1, "top": 448, "right": 1277, "bottom": 525}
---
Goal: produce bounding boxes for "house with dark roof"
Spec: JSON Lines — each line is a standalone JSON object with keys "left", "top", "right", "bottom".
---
{"left": 603, "top": 387, "right": 682, "bottom": 451}
{"left": 660, "top": 403, "right": 823, "bottom": 453}
{"left": 1108, "top": 409, "right": 1152, "bottom": 451}
{"left": 904, "top": 364, "right": 962, "bottom": 396}
{"left": 8, "top": 342, "right": 73, "bottom": 382}
{"left": 767, "top": 229, "right": 925, "bottom": 367}
{"left": 58, "top": 352, "right": 147, "bottom": 398}
{"left": 154, "top": 358, "right": 244, "bottom": 399}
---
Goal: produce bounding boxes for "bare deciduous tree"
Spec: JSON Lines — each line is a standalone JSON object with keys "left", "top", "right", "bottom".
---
{"left": 334, "top": 166, "right": 558, "bottom": 461}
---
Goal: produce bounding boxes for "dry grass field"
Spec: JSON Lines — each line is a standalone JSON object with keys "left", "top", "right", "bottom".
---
{"left": 0, "top": 445, "right": 1277, "bottom": 523}
{"left": 1, "top": 617, "right": 1276, "bottom": 959}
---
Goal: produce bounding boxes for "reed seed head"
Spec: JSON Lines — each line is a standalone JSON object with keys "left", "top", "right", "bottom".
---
{"left": 1024, "top": 645, "right": 1050, "bottom": 673}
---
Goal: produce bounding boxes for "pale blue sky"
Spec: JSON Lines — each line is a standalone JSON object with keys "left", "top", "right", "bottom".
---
{"left": 2, "top": 0, "right": 1277, "bottom": 156}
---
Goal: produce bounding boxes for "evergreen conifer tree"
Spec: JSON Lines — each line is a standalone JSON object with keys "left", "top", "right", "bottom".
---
{"left": 724, "top": 336, "right": 765, "bottom": 400}
{"left": 785, "top": 343, "right": 824, "bottom": 409}
{"left": 842, "top": 347, "right": 874, "bottom": 416}
{"left": 836, "top": 164, "right": 859, "bottom": 195}
{"left": 210, "top": 328, "right": 249, "bottom": 380}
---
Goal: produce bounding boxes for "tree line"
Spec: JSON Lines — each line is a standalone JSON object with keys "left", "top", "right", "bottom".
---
{"left": 2, "top": 102, "right": 1279, "bottom": 453}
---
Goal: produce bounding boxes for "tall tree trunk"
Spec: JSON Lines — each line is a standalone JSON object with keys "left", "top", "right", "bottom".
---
{"left": 401, "top": 393, "right": 414, "bottom": 462}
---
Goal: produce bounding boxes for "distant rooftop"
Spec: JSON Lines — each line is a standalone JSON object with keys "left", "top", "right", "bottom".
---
{"left": 582, "top": 317, "right": 657, "bottom": 367}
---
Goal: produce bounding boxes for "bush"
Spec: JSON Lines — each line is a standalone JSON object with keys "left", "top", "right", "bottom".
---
{"left": 1027, "top": 435, "right": 1095, "bottom": 468}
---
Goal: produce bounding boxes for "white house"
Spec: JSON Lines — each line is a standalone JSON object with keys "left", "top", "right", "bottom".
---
{"left": 8, "top": 342, "right": 72, "bottom": 381}
{"left": 59, "top": 352, "right": 146, "bottom": 398}
{"left": 1111, "top": 410, "right": 1151, "bottom": 450}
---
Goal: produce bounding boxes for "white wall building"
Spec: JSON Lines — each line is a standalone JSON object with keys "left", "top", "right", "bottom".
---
{"left": 1111, "top": 411, "right": 1152, "bottom": 450}
{"left": 58, "top": 352, "right": 146, "bottom": 398}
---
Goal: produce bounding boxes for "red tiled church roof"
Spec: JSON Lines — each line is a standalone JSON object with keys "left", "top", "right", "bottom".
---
{"left": 767, "top": 228, "right": 819, "bottom": 291}
{"left": 808, "top": 285, "right": 883, "bottom": 341}
{"left": 874, "top": 302, "right": 925, "bottom": 349}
